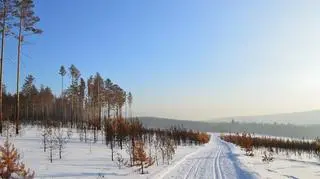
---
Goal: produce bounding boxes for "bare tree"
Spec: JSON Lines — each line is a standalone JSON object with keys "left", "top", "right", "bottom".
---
{"left": 54, "top": 126, "right": 72, "bottom": 159}
{"left": 153, "top": 135, "right": 161, "bottom": 166}
{"left": 46, "top": 128, "right": 55, "bottom": 163}
{"left": 114, "top": 152, "right": 125, "bottom": 169}
{"left": 160, "top": 138, "right": 176, "bottom": 165}
{"left": 165, "top": 139, "right": 175, "bottom": 164}
{"left": 125, "top": 140, "right": 133, "bottom": 167}
{"left": 40, "top": 125, "right": 56, "bottom": 163}
{"left": 40, "top": 126, "right": 51, "bottom": 152}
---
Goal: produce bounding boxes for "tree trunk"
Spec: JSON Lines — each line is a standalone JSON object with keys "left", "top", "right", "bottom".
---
{"left": 98, "top": 104, "right": 101, "bottom": 130}
{"left": 32, "top": 104, "right": 35, "bottom": 121}
{"left": 16, "top": 13, "right": 23, "bottom": 135}
{"left": 70, "top": 98, "right": 73, "bottom": 128}
{"left": 107, "top": 104, "right": 110, "bottom": 119}
{"left": 111, "top": 139, "right": 114, "bottom": 161}
{"left": 61, "top": 76, "right": 64, "bottom": 122}
{"left": 43, "top": 135, "right": 46, "bottom": 152}
{"left": 26, "top": 101, "right": 28, "bottom": 121}
{"left": 131, "top": 137, "right": 135, "bottom": 166}
{"left": 0, "top": 0, "right": 6, "bottom": 134}
{"left": 97, "top": 82, "right": 101, "bottom": 130}
{"left": 59, "top": 145, "right": 62, "bottom": 159}
{"left": 104, "top": 121, "right": 108, "bottom": 145}
{"left": 141, "top": 161, "right": 144, "bottom": 174}
{"left": 93, "top": 127, "right": 97, "bottom": 143}
{"left": 50, "top": 147, "right": 53, "bottom": 163}
{"left": 84, "top": 126, "right": 87, "bottom": 143}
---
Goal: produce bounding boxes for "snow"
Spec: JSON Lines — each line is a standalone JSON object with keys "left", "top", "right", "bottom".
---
{"left": 1, "top": 126, "right": 319, "bottom": 179}
{"left": 0, "top": 126, "right": 203, "bottom": 179}
{"left": 160, "top": 134, "right": 257, "bottom": 179}
{"left": 232, "top": 142, "right": 320, "bottom": 179}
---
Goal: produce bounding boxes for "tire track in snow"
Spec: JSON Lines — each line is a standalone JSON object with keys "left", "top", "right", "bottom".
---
{"left": 184, "top": 154, "right": 203, "bottom": 179}
{"left": 161, "top": 134, "right": 255, "bottom": 179}
{"left": 153, "top": 144, "right": 205, "bottom": 179}
{"left": 195, "top": 151, "right": 212, "bottom": 179}
{"left": 216, "top": 145, "right": 224, "bottom": 179}
{"left": 184, "top": 150, "right": 213, "bottom": 179}
{"left": 214, "top": 144, "right": 222, "bottom": 179}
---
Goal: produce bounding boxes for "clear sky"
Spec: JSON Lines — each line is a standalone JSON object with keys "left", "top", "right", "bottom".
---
{"left": 3, "top": 0, "right": 320, "bottom": 120}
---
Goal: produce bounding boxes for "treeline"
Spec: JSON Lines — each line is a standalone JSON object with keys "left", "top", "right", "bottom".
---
{"left": 212, "top": 121, "right": 320, "bottom": 139}
{"left": 221, "top": 133, "right": 320, "bottom": 156}
{"left": 1, "top": 63, "right": 210, "bottom": 149}
{"left": 137, "top": 117, "right": 320, "bottom": 139}
{"left": 2, "top": 64, "right": 132, "bottom": 134}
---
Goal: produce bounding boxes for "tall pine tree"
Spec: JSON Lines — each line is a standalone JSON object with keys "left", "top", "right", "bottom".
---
{"left": 13, "top": 0, "right": 42, "bottom": 134}
{"left": 0, "top": 0, "right": 14, "bottom": 134}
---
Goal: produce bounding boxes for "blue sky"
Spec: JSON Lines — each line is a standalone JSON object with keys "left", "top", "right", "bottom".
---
{"left": 3, "top": 0, "right": 320, "bottom": 120}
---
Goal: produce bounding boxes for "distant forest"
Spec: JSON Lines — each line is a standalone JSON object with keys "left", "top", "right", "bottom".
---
{"left": 1, "top": 64, "right": 131, "bottom": 135}
{"left": 138, "top": 117, "right": 320, "bottom": 139}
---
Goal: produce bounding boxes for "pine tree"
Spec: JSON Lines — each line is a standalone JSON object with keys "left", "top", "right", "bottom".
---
{"left": 21, "top": 74, "right": 36, "bottom": 121}
{"left": 59, "top": 65, "right": 66, "bottom": 122}
{"left": 112, "top": 84, "right": 126, "bottom": 118}
{"left": 93, "top": 73, "right": 104, "bottom": 130}
{"left": 58, "top": 66, "right": 66, "bottom": 96}
{"left": 13, "top": 0, "right": 42, "bottom": 134}
{"left": 79, "top": 78, "right": 85, "bottom": 109}
{"left": 115, "top": 117, "right": 128, "bottom": 150}
{"left": 0, "top": 0, "right": 14, "bottom": 134}
{"left": 68, "top": 64, "right": 80, "bottom": 128}
{"left": 127, "top": 92, "right": 132, "bottom": 119}
{"left": 133, "top": 140, "right": 148, "bottom": 174}
{"left": 0, "top": 140, "right": 35, "bottom": 178}
{"left": 129, "top": 118, "right": 142, "bottom": 166}
{"left": 104, "top": 78, "right": 113, "bottom": 120}
{"left": 105, "top": 118, "right": 115, "bottom": 161}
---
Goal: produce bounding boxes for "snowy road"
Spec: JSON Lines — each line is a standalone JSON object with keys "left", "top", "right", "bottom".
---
{"left": 159, "top": 134, "right": 256, "bottom": 179}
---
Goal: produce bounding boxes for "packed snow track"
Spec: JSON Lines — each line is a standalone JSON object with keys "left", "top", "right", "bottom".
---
{"left": 159, "top": 134, "right": 256, "bottom": 179}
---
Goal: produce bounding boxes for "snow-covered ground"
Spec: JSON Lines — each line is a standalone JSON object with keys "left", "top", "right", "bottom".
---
{"left": 1, "top": 126, "right": 319, "bottom": 179}
{"left": 161, "top": 134, "right": 320, "bottom": 179}
{"left": 232, "top": 143, "right": 320, "bottom": 179}
{"left": 0, "top": 126, "right": 203, "bottom": 179}
{"left": 160, "top": 134, "right": 256, "bottom": 179}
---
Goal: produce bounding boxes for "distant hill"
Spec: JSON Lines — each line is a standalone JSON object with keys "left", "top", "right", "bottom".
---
{"left": 137, "top": 116, "right": 320, "bottom": 139}
{"left": 209, "top": 110, "right": 320, "bottom": 125}
{"left": 137, "top": 116, "right": 214, "bottom": 132}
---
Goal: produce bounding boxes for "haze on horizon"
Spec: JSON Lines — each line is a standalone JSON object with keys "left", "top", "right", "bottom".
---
{"left": 3, "top": 0, "right": 320, "bottom": 121}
